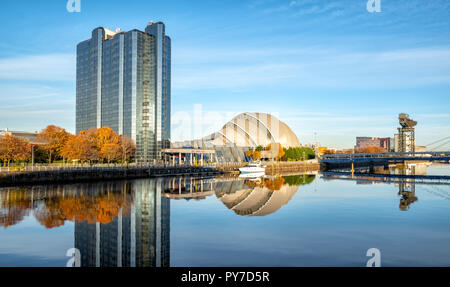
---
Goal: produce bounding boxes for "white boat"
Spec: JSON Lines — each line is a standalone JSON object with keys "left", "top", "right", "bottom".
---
{"left": 239, "top": 163, "right": 265, "bottom": 174}
{"left": 239, "top": 172, "right": 265, "bottom": 179}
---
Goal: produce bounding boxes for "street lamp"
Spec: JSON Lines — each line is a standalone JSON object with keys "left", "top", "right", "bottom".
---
{"left": 31, "top": 144, "right": 35, "bottom": 167}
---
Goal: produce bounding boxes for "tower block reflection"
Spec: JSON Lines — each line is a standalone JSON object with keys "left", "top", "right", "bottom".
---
{"left": 75, "top": 179, "right": 170, "bottom": 267}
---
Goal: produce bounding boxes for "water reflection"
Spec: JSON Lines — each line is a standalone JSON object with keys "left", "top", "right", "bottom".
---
{"left": 0, "top": 174, "right": 314, "bottom": 266}
{"left": 394, "top": 165, "right": 419, "bottom": 211}
{"left": 162, "top": 174, "right": 315, "bottom": 216}
{"left": 74, "top": 180, "right": 170, "bottom": 267}
{"left": 0, "top": 181, "right": 170, "bottom": 267}
{"left": 321, "top": 163, "right": 450, "bottom": 211}
{"left": 215, "top": 175, "right": 315, "bottom": 216}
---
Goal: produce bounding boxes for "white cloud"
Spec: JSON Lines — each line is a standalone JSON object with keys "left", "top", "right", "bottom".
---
{"left": 173, "top": 46, "right": 450, "bottom": 90}
{"left": 0, "top": 53, "right": 75, "bottom": 81}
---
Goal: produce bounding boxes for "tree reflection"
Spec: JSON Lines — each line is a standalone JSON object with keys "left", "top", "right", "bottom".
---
{"left": 0, "top": 182, "right": 133, "bottom": 229}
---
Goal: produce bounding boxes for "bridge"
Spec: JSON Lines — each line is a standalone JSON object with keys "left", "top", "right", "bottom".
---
{"left": 320, "top": 169, "right": 450, "bottom": 210}
{"left": 321, "top": 170, "right": 450, "bottom": 186}
{"left": 320, "top": 152, "right": 450, "bottom": 171}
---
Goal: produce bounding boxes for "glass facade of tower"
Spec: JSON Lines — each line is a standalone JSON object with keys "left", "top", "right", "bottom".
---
{"left": 76, "top": 22, "right": 171, "bottom": 163}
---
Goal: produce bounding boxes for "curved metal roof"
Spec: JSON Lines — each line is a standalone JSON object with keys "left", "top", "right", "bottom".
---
{"left": 205, "top": 112, "right": 301, "bottom": 148}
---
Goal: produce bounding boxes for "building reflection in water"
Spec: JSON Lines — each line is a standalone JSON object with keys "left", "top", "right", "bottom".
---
{"left": 322, "top": 163, "right": 430, "bottom": 211}
{"left": 0, "top": 179, "right": 170, "bottom": 267}
{"left": 375, "top": 164, "right": 422, "bottom": 211}
{"left": 162, "top": 174, "right": 316, "bottom": 216}
{"left": 0, "top": 174, "right": 315, "bottom": 266}
{"left": 74, "top": 179, "right": 170, "bottom": 267}
{"left": 393, "top": 165, "right": 421, "bottom": 211}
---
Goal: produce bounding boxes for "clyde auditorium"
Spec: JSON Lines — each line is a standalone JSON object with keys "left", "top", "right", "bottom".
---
{"left": 171, "top": 112, "right": 301, "bottom": 163}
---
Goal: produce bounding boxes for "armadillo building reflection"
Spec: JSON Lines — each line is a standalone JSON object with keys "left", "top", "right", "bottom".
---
{"left": 75, "top": 179, "right": 170, "bottom": 267}
{"left": 215, "top": 175, "right": 314, "bottom": 216}
{"left": 162, "top": 175, "right": 316, "bottom": 216}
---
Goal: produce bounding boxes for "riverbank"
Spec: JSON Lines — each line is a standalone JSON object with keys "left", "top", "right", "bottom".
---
{"left": 0, "top": 165, "right": 222, "bottom": 187}
{"left": 265, "top": 161, "right": 320, "bottom": 175}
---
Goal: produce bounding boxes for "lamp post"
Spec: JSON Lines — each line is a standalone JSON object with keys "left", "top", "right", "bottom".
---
{"left": 31, "top": 144, "right": 35, "bottom": 168}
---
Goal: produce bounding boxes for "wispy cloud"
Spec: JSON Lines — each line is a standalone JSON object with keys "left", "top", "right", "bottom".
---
{"left": 0, "top": 54, "right": 75, "bottom": 81}
{"left": 0, "top": 82, "right": 75, "bottom": 133}
{"left": 173, "top": 46, "right": 450, "bottom": 90}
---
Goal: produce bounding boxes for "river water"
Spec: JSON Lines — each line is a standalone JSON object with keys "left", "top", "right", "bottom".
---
{"left": 1, "top": 163, "right": 449, "bottom": 267}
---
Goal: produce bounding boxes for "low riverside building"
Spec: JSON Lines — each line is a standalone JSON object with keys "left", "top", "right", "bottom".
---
{"left": 0, "top": 128, "right": 40, "bottom": 143}
{"left": 172, "top": 112, "right": 302, "bottom": 163}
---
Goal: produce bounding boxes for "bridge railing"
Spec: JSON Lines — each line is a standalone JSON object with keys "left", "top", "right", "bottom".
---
{"left": 321, "top": 151, "right": 450, "bottom": 160}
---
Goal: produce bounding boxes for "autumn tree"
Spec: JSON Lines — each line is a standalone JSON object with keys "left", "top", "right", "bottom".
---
{"left": 246, "top": 149, "right": 261, "bottom": 161}
{"left": 101, "top": 143, "right": 122, "bottom": 163}
{"left": 58, "top": 127, "right": 135, "bottom": 163}
{"left": 0, "top": 135, "right": 31, "bottom": 166}
{"left": 119, "top": 135, "right": 136, "bottom": 162}
{"left": 95, "top": 127, "right": 119, "bottom": 148}
{"left": 36, "top": 125, "right": 70, "bottom": 163}
{"left": 265, "top": 143, "right": 285, "bottom": 160}
{"left": 61, "top": 133, "right": 98, "bottom": 163}
{"left": 94, "top": 127, "right": 122, "bottom": 163}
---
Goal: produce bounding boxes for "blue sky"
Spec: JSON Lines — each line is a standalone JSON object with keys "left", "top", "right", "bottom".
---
{"left": 0, "top": 0, "right": 449, "bottom": 149}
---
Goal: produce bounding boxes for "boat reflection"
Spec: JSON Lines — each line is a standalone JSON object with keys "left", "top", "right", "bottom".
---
{"left": 162, "top": 174, "right": 316, "bottom": 216}
{"left": 0, "top": 174, "right": 316, "bottom": 266}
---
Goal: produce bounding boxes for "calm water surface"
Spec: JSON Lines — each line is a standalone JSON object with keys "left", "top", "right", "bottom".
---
{"left": 1, "top": 163, "right": 449, "bottom": 267}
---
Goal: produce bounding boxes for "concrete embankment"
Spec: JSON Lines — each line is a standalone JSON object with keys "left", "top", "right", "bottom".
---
{"left": 0, "top": 166, "right": 223, "bottom": 187}
{"left": 265, "top": 161, "right": 320, "bottom": 175}
{"left": 215, "top": 161, "right": 321, "bottom": 175}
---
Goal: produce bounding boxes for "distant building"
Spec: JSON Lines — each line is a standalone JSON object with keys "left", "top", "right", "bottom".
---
{"left": 0, "top": 128, "right": 42, "bottom": 144}
{"left": 415, "top": 145, "right": 427, "bottom": 152}
{"left": 76, "top": 21, "right": 171, "bottom": 163}
{"left": 355, "top": 137, "right": 391, "bottom": 151}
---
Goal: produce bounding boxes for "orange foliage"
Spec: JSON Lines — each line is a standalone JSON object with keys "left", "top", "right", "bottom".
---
{"left": 63, "top": 127, "right": 128, "bottom": 163}
{"left": 61, "top": 133, "right": 98, "bottom": 162}
{"left": 1, "top": 125, "right": 136, "bottom": 165}
{"left": 36, "top": 125, "right": 70, "bottom": 163}
{"left": 265, "top": 143, "right": 285, "bottom": 160}
{"left": 0, "top": 190, "right": 31, "bottom": 228}
{"left": 37, "top": 193, "right": 130, "bottom": 227}
{"left": 95, "top": 127, "right": 119, "bottom": 148}
{"left": 0, "top": 134, "right": 31, "bottom": 165}
{"left": 0, "top": 189, "right": 132, "bottom": 229}
{"left": 264, "top": 176, "right": 285, "bottom": 190}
